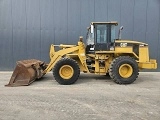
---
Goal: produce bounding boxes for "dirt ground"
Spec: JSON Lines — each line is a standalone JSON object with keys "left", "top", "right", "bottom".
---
{"left": 0, "top": 72, "right": 160, "bottom": 120}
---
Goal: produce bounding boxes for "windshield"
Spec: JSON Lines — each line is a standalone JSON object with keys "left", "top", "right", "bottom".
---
{"left": 96, "top": 25, "right": 107, "bottom": 43}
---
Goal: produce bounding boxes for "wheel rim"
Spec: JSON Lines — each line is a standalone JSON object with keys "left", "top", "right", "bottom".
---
{"left": 59, "top": 65, "right": 74, "bottom": 79}
{"left": 119, "top": 64, "right": 133, "bottom": 78}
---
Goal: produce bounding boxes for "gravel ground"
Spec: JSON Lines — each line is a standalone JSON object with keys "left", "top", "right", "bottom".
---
{"left": 0, "top": 72, "right": 160, "bottom": 120}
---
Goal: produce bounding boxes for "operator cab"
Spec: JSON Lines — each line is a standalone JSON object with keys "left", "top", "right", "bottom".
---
{"left": 86, "top": 22, "right": 118, "bottom": 54}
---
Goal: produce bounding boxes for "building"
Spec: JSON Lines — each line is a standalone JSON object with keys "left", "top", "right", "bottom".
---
{"left": 0, "top": 0, "right": 159, "bottom": 71}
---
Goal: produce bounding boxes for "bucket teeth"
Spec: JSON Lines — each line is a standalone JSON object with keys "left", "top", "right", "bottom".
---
{"left": 5, "top": 59, "right": 46, "bottom": 87}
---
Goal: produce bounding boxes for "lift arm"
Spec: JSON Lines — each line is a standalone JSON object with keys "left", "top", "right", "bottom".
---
{"left": 43, "top": 45, "right": 79, "bottom": 73}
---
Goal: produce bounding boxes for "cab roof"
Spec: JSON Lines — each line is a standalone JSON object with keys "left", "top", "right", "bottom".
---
{"left": 91, "top": 21, "right": 118, "bottom": 26}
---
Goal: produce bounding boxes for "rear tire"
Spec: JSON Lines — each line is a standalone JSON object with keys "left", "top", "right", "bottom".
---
{"left": 53, "top": 58, "right": 80, "bottom": 85}
{"left": 109, "top": 56, "right": 139, "bottom": 84}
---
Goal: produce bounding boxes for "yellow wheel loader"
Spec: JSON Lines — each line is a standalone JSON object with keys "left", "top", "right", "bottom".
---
{"left": 6, "top": 21, "right": 157, "bottom": 86}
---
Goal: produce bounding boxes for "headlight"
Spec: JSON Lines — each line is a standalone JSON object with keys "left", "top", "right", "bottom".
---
{"left": 120, "top": 43, "right": 127, "bottom": 47}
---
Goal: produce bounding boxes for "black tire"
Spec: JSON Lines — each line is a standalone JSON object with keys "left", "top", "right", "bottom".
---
{"left": 53, "top": 58, "right": 80, "bottom": 85}
{"left": 109, "top": 56, "right": 139, "bottom": 84}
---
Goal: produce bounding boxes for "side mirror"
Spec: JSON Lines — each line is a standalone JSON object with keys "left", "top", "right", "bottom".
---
{"left": 91, "top": 25, "right": 94, "bottom": 33}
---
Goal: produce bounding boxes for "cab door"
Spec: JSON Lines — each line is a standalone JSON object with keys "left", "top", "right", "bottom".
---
{"left": 94, "top": 24, "right": 113, "bottom": 51}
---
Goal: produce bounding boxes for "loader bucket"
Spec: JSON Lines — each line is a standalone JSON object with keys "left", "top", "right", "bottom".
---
{"left": 5, "top": 59, "right": 46, "bottom": 87}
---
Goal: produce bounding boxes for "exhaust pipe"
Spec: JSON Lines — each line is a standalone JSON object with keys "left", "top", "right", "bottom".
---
{"left": 118, "top": 26, "right": 123, "bottom": 40}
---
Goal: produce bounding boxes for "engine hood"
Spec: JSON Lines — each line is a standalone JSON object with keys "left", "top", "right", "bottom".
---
{"left": 115, "top": 40, "right": 148, "bottom": 46}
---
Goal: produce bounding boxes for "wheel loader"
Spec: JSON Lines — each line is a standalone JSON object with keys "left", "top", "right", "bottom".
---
{"left": 6, "top": 21, "right": 157, "bottom": 87}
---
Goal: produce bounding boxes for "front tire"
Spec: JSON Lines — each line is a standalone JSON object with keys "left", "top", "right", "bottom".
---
{"left": 53, "top": 58, "right": 80, "bottom": 85}
{"left": 109, "top": 56, "right": 139, "bottom": 84}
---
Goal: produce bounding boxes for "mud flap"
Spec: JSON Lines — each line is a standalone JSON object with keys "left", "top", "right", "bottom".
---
{"left": 5, "top": 59, "right": 46, "bottom": 87}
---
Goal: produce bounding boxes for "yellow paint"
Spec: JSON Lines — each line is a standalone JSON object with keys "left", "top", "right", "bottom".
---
{"left": 138, "top": 59, "right": 157, "bottom": 69}
{"left": 94, "top": 53, "right": 112, "bottom": 74}
{"left": 115, "top": 40, "right": 148, "bottom": 45}
{"left": 44, "top": 46, "right": 79, "bottom": 73}
{"left": 59, "top": 65, "right": 74, "bottom": 79}
{"left": 119, "top": 64, "right": 133, "bottom": 78}
{"left": 139, "top": 46, "right": 149, "bottom": 62}
{"left": 44, "top": 40, "right": 89, "bottom": 74}
{"left": 49, "top": 44, "right": 55, "bottom": 59}
{"left": 77, "top": 41, "right": 89, "bottom": 73}
{"left": 115, "top": 47, "right": 133, "bottom": 53}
